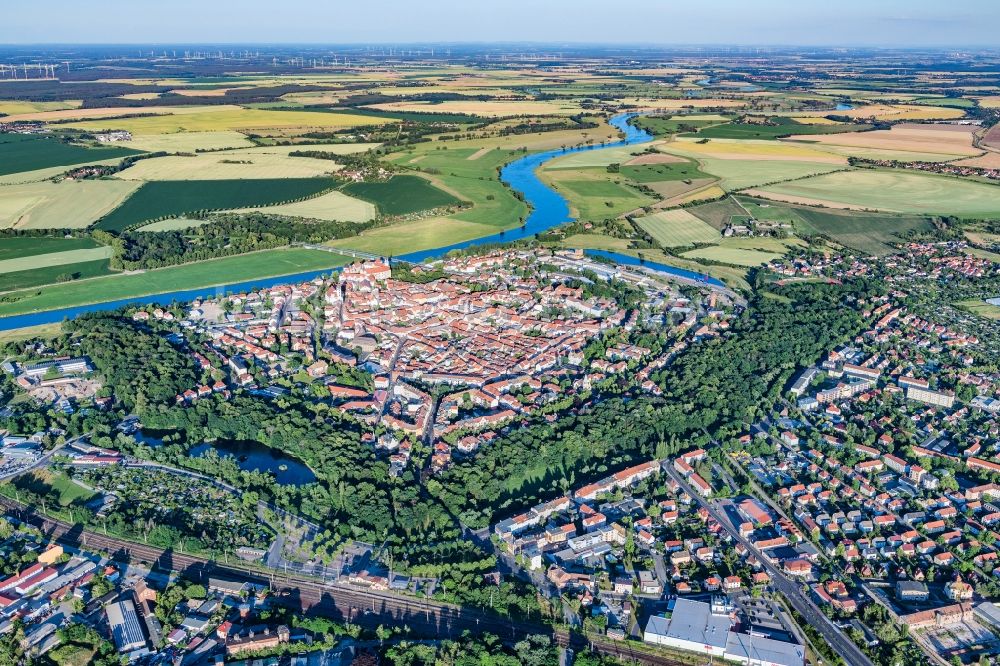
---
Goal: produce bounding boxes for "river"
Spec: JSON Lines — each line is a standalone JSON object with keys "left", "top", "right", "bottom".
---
{"left": 0, "top": 113, "right": 723, "bottom": 331}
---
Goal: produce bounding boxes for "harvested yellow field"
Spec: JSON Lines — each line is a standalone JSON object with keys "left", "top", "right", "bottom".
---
{"left": 645, "top": 178, "right": 717, "bottom": 200}
{"left": 120, "top": 131, "right": 256, "bottom": 153}
{"left": 953, "top": 152, "right": 1000, "bottom": 168}
{"left": 222, "top": 143, "right": 380, "bottom": 156}
{"left": 791, "top": 116, "right": 841, "bottom": 125}
{"left": 60, "top": 107, "right": 394, "bottom": 135}
{"left": 232, "top": 190, "right": 376, "bottom": 222}
{"left": 978, "top": 96, "right": 1000, "bottom": 109}
{"left": 117, "top": 92, "right": 162, "bottom": 101}
{"left": 0, "top": 100, "right": 82, "bottom": 114}
{"left": 364, "top": 99, "right": 583, "bottom": 116}
{"left": 113, "top": 153, "right": 340, "bottom": 180}
{"left": 671, "top": 184, "right": 726, "bottom": 206}
{"left": 169, "top": 87, "right": 238, "bottom": 97}
{"left": 814, "top": 104, "right": 966, "bottom": 121}
{"left": 785, "top": 123, "right": 979, "bottom": 157}
{"left": 622, "top": 98, "right": 748, "bottom": 110}
{"left": 0, "top": 104, "right": 228, "bottom": 123}
{"left": 740, "top": 189, "right": 872, "bottom": 210}
{"left": 664, "top": 138, "right": 846, "bottom": 163}
{"left": 624, "top": 152, "right": 688, "bottom": 166}
{"left": 0, "top": 180, "right": 141, "bottom": 229}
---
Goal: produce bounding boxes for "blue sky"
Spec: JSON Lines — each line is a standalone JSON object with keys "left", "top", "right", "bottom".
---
{"left": 2, "top": 0, "right": 997, "bottom": 46}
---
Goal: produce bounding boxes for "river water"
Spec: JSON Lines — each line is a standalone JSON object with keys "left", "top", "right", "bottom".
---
{"left": 0, "top": 113, "right": 723, "bottom": 331}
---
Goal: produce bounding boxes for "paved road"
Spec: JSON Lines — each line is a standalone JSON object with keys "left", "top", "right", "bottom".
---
{"left": 666, "top": 467, "right": 874, "bottom": 666}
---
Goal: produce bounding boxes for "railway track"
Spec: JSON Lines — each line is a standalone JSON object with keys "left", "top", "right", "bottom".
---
{"left": 1, "top": 497, "right": 694, "bottom": 664}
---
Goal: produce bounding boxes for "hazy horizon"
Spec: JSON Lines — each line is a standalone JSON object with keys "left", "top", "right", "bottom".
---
{"left": 2, "top": 0, "right": 998, "bottom": 48}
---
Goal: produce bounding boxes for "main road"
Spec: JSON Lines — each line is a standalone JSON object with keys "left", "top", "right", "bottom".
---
{"left": 666, "top": 467, "right": 874, "bottom": 666}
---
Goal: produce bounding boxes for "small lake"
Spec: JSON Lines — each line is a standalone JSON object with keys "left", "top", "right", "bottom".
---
{"left": 189, "top": 439, "right": 316, "bottom": 486}
{"left": 835, "top": 103, "right": 855, "bottom": 111}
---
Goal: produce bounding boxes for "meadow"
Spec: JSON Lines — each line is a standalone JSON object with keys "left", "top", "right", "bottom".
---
{"left": 544, "top": 168, "right": 653, "bottom": 220}
{"left": 751, "top": 170, "right": 1000, "bottom": 217}
{"left": 95, "top": 177, "right": 338, "bottom": 231}
{"left": 0, "top": 133, "right": 141, "bottom": 177}
{"left": 634, "top": 209, "right": 722, "bottom": 247}
{"left": 0, "top": 248, "right": 351, "bottom": 317}
{"left": 620, "top": 160, "right": 713, "bottom": 183}
{"left": 342, "top": 175, "right": 461, "bottom": 216}
{"left": 326, "top": 216, "right": 499, "bottom": 256}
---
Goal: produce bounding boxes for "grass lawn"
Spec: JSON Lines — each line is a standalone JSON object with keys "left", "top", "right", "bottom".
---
{"left": 635, "top": 209, "right": 721, "bottom": 247}
{"left": 95, "top": 178, "right": 338, "bottom": 231}
{"left": 9, "top": 469, "right": 96, "bottom": 507}
{"left": 0, "top": 133, "right": 141, "bottom": 177}
{"left": 956, "top": 299, "right": 1000, "bottom": 320}
{"left": 341, "top": 175, "right": 461, "bottom": 216}
{"left": 754, "top": 170, "right": 1000, "bottom": 217}
{"left": 0, "top": 236, "right": 100, "bottom": 261}
{"left": 0, "top": 248, "right": 351, "bottom": 317}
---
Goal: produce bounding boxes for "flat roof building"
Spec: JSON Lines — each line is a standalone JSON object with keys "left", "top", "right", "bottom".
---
{"left": 106, "top": 598, "right": 149, "bottom": 658}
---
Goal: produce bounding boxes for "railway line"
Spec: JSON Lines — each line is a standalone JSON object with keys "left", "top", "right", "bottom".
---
{"left": 0, "top": 497, "right": 695, "bottom": 664}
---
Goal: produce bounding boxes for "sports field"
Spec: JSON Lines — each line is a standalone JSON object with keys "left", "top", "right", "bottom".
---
{"left": 0, "top": 248, "right": 352, "bottom": 317}
{"left": 95, "top": 177, "right": 338, "bottom": 231}
{"left": 0, "top": 133, "right": 141, "bottom": 177}
{"left": 635, "top": 209, "right": 722, "bottom": 246}
{"left": 342, "top": 175, "right": 461, "bottom": 216}
{"left": 114, "top": 153, "right": 340, "bottom": 180}
{"left": 232, "top": 190, "right": 376, "bottom": 222}
{"left": 0, "top": 180, "right": 142, "bottom": 229}
{"left": 752, "top": 170, "right": 1000, "bottom": 216}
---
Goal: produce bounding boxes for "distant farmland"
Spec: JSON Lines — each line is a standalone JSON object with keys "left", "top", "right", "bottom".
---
{"left": 0, "top": 134, "right": 141, "bottom": 176}
{"left": 95, "top": 178, "right": 338, "bottom": 231}
{"left": 342, "top": 175, "right": 461, "bottom": 216}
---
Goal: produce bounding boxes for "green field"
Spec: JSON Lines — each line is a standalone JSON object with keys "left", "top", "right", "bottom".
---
{"left": 7, "top": 470, "right": 96, "bottom": 507}
{"left": 631, "top": 115, "right": 732, "bottom": 136}
{"left": 0, "top": 259, "right": 113, "bottom": 293}
{"left": 95, "top": 178, "right": 338, "bottom": 231}
{"left": 0, "top": 235, "right": 100, "bottom": 261}
{"left": 327, "top": 216, "right": 500, "bottom": 256}
{"left": 547, "top": 168, "right": 654, "bottom": 220}
{"left": 686, "top": 117, "right": 864, "bottom": 140}
{"left": 620, "top": 161, "right": 713, "bottom": 183}
{"left": 635, "top": 209, "right": 722, "bottom": 247}
{"left": 687, "top": 198, "right": 752, "bottom": 230}
{"left": 755, "top": 170, "right": 1000, "bottom": 217}
{"left": 0, "top": 246, "right": 112, "bottom": 274}
{"left": 956, "top": 298, "right": 1000, "bottom": 320}
{"left": 0, "top": 248, "right": 351, "bottom": 316}
{"left": 738, "top": 196, "right": 933, "bottom": 255}
{"left": 681, "top": 244, "right": 784, "bottom": 266}
{"left": 0, "top": 133, "right": 141, "bottom": 177}
{"left": 697, "top": 159, "right": 845, "bottom": 191}
{"left": 341, "top": 175, "right": 461, "bottom": 216}
{"left": 0, "top": 179, "right": 142, "bottom": 230}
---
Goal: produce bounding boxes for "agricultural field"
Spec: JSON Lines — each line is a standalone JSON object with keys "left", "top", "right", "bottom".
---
{"left": 0, "top": 245, "right": 112, "bottom": 274}
{"left": 0, "top": 259, "right": 113, "bottom": 293}
{"left": 619, "top": 160, "right": 713, "bottom": 183}
{"left": 685, "top": 197, "right": 750, "bottom": 230}
{"left": 114, "top": 152, "right": 340, "bottom": 180}
{"left": 748, "top": 170, "right": 1000, "bottom": 217}
{"left": 326, "top": 216, "right": 500, "bottom": 256}
{"left": 634, "top": 209, "right": 722, "bottom": 247}
{"left": 784, "top": 123, "right": 980, "bottom": 159}
{"left": 363, "top": 99, "right": 584, "bottom": 117}
{"left": 543, "top": 167, "right": 654, "bottom": 220}
{"left": 0, "top": 179, "right": 142, "bottom": 229}
{"left": 0, "top": 133, "right": 141, "bottom": 177}
{"left": 0, "top": 248, "right": 352, "bottom": 317}
{"left": 737, "top": 196, "right": 934, "bottom": 255}
{"left": 661, "top": 137, "right": 845, "bottom": 163}
{"left": 229, "top": 190, "right": 377, "bottom": 223}
{"left": 630, "top": 114, "right": 732, "bottom": 136}
{"left": 687, "top": 117, "right": 864, "bottom": 140}
{"left": 60, "top": 107, "right": 394, "bottom": 135}
{"left": 544, "top": 144, "right": 657, "bottom": 170}
{"left": 692, "top": 158, "right": 846, "bottom": 191}
{"left": 680, "top": 242, "right": 788, "bottom": 266}
{"left": 119, "top": 130, "right": 256, "bottom": 152}
{"left": 95, "top": 177, "right": 338, "bottom": 231}
{"left": 342, "top": 175, "right": 461, "bottom": 216}
{"left": 0, "top": 235, "right": 101, "bottom": 261}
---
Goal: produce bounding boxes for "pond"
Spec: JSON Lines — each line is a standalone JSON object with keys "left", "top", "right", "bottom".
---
{"left": 189, "top": 439, "right": 316, "bottom": 486}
